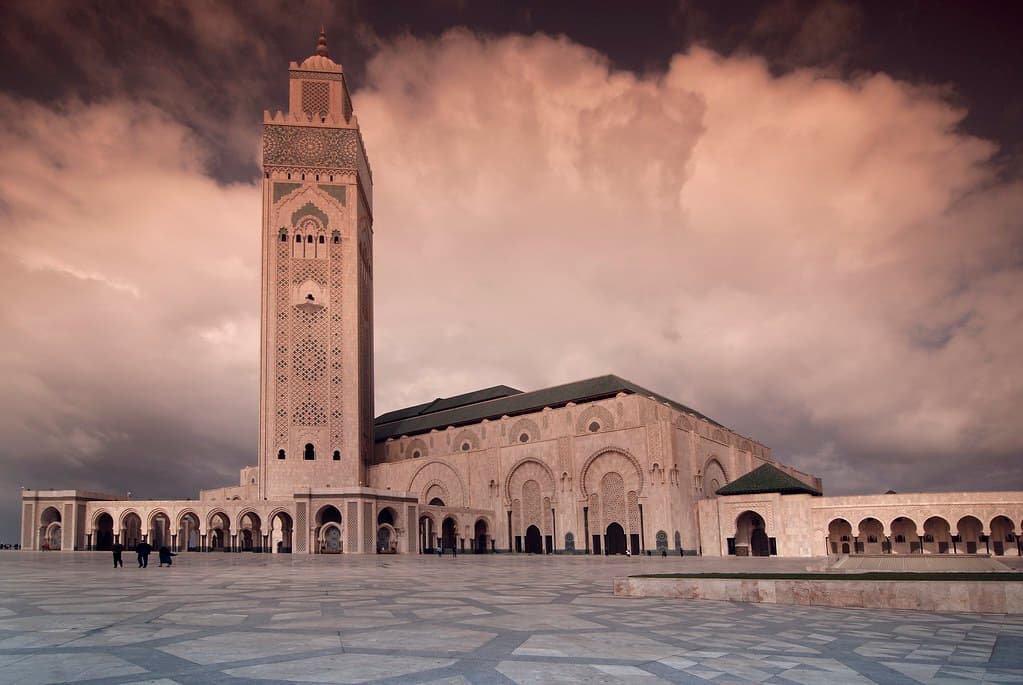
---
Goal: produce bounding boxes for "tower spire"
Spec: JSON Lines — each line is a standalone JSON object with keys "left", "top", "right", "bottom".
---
{"left": 316, "top": 26, "right": 329, "bottom": 58}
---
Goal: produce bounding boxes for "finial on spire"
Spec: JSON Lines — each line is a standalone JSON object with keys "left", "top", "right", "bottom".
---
{"left": 316, "top": 27, "right": 329, "bottom": 57}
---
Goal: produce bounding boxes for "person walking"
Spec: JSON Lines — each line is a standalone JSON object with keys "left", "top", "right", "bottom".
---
{"left": 135, "top": 540, "right": 152, "bottom": 568}
{"left": 158, "top": 546, "right": 177, "bottom": 567}
{"left": 111, "top": 541, "right": 124, "bottom": 568}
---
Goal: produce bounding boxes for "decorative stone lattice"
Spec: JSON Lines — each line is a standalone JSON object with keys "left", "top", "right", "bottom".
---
{"left": 522, "top": 480, "right": 541, "bottom": 530}
{"left": 508, "top": 417, "right": 541, "bottom": 444}
{"left": 295, "top": 503, "right": 307, "bottom": 553}
{"left": 655, "top": 530, "right": 668, "bottom": 551}
{"left": 564, "top": 532, "right": 575, "bottom": 551}
{"left": 347, "top": 502, "right": 358, "bottom": 552}
{"left": 646, "top": 423, "right": 664, "bottom": 466}
{"left": 600, "top": 472, "right": 626, "bottom": 527}
{"left": 329, "top": 240, "right": 343, "bottom": 452}
{"left": 301, "top": 81, "right": 330, "bottom": 118}
{"left": 543, "top": 496, "right": 552, "bottom": 534}
{"left": 405, "top": 437, "right": 428, "bottom": 459}
{"left": 292, "top": 338, "right": 327, "bottom": 383}
{"left": 451, "top": 428, "right": 479, "bottom": 452}
{"left": 263, "top": 125, "right": 359, "bottom": 169}
{"left": 287, "top": 258, "right": 329, "bottom": 427}
{"left": 274, "top": 240, "right": 291, "bottom": 448}
{"left": 627, "top": 491, "right": 640, "bottom": 534}
{"left": 574, "top": 405, "right": 615, "bottom": 434}
{"left": 291, "top": 306, "right": 328, "bottom": 426}
{"left": 580, "top": 448, "right": 644, "bottom": 498}
{"left": 505, "top": 458, "right": 555, "bottom": 506}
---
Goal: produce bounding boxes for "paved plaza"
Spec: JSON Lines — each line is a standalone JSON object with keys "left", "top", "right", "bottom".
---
{"left": 0, "top": 552, "right": 1021, "bottom": 684}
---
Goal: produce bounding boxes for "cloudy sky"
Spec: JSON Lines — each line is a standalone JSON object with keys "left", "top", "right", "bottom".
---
{"left": 1, "top": 1, "right": 1021, "bottom": 542}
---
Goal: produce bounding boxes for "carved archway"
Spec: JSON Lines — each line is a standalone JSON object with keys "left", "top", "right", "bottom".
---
{"left": 408, "top": 460, "right": 466, "bottom": 506}
{"left": 580, "top": 446, "right": 644, "bottom": 498}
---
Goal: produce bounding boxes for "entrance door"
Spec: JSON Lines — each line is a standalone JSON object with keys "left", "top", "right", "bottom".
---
{"left": 441, "top": 518, "right": 457, "bottom": 551}
{"left": 323, "top": 526, "right": 341, "bottom": 553}
{"left": 377, "top": 526, "right": 392, "bottom": 553}
{"left": 524, "top": 525, "right": 542, "bottom": 553}
{"left": 751, "top": 528, "right": 770, "bottom": 556}
{"left": 605, "top": 522, "right": 627, "bottom": 555}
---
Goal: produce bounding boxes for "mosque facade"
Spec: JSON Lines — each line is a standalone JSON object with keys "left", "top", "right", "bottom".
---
{"left": 20, "top": 36, "right": 1023, "bottom": 559}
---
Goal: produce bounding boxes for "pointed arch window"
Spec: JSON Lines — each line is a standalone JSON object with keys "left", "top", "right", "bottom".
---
{"left": 332, "top": 450, "right": 340, "bottom": 461}
{"left": 304, "top": 443, "right": 315, "bottom": 460}
{"left": 277, "top": 449, "right": 286, "bottom": 460}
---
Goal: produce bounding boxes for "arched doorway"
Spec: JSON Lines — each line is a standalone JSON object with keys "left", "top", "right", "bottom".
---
{"left": 209, "top": 512, "right": 231, "bottom": 551}
{"left": 441, "top": 517, "right": 457, "bottom": 551}
{"left": 474, "top": 519, "right": 488, "bottom": 553}
{"left": 890, "top": 517, "right": 918, "bottom": 554}
{"left": 957, "top": 515, "right": 983, "bottom": 554}
{"left": 524, "top": 525, "right": 542, "bottom": 554}
{"left": 122, "top": 512, "right": 142, "bottom": 550}
{"left": 734, "top": 511, "right": 771, "bottom": 556}
{"left": 858, "top": 518, "right": 884, "bottom": 554}
{"left": 377, "top": 508, "right": 397, "bottom": 553}
{"left": 239, "top": 512, "right": 262, "bottom": 552}
{"left": 94, "top": 513, "right": 114, "bottom": 551}
{"left": 316, "top": 505, "right": 343, "bottom": 554}
{"left": 178, "top": 513, "right": 200, "bottom": 552}
{"left": 149, "top": 512, "right": 171, "bottom": 549}
{"left": 990, "top": 516, "right": 1015, "bottom": 556}
{"left": 923, "top": 517, "right": 952, "bottom": 554}
{"left": 605, "top": 522, "right": 627, "bottom": 555}
{"left": 270, "top": 512, "right": 293, "bottom": 553}
{"left": 40, "top": 507, "right": 62, "bottom": 550}
{"left": 828, "top": 518, "right": 853, "bottom": 554}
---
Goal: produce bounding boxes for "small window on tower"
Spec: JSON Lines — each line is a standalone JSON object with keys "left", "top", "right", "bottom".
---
{"left": 304, "top": 443, "right": 315, "bottom": 460}
{"left": 277, "top": 449, "right": 286, "bottom": 460}
{"left": 280, "top": 232, "right": 288, "bottom": 242}
{"left": 307, "top": 235, "right": 314, "bottom": 243}
{"left": 588, "top": 421, "right": 601, "bottom": 433}
{"left": 295, "top": 234, "right": 302, "bottom": 243}
{"left": 319, "top": 235, "right": 325, "bottom": 244}
{"left": 332, "top": 233, "right": 340, "bottom": 244}
{"left": 332, "top": 450, "right": 340, "bottom": 461}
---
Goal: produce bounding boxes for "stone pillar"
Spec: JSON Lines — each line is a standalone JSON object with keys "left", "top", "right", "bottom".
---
{"left": 86, "top": 532, "right": 92, "bottom": 551}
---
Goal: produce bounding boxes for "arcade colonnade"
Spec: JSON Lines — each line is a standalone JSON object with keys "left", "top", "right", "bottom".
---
{"left": 699, "top": 491, "right": 1023, "bottom": 557}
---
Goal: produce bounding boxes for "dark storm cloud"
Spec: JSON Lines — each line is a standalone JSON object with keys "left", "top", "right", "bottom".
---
{"left": 0, "top": 2, "right": 1021, "bottom": 543}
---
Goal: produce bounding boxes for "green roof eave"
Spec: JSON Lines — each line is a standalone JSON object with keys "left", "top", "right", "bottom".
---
{"left": 715, "top": 463, "right": 822, "bottom": 497}
{"left": 374, "top": 374, "right": 725, "bottom": 443}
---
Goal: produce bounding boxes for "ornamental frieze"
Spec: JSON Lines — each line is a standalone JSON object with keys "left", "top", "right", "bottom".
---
{"left": 263, "top": 125, "right": 359, "bottom": 169}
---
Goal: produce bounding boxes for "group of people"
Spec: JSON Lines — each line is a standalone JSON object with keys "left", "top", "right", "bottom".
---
{"left": 111, "top": 541, "right": 177, "bottom": 568}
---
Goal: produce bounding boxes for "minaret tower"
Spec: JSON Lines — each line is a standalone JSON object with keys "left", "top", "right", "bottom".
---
{"left": 258, "top": 30, "right": 374, "bottom": 499}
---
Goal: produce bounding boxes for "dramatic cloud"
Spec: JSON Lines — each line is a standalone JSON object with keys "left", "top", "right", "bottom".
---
{"left": 1, "top": 28, "right": 1021, "bottom": 541}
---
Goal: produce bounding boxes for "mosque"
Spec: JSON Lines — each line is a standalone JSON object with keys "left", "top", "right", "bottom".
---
{"left": 20, "top": 34, "right": 1023, "bottom": 559}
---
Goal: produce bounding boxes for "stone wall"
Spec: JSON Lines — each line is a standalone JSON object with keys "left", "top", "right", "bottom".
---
{"left": 614, "top": 576, "right": 1023, "bottom": 614}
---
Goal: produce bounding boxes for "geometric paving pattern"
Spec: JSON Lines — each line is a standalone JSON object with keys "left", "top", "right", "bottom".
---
{"left": 0, "top": 552, "right": 1021, "bottom": 684}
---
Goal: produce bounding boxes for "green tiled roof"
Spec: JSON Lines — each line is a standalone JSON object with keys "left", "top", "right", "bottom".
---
{"left": 374, "top": 385, "right": 522, "bottom": 425}
{"left": 374, "top": 374, "right": 724, "bottom": 443}
{"left": 715, "top": 463, "right": 822, "bottom": 497}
